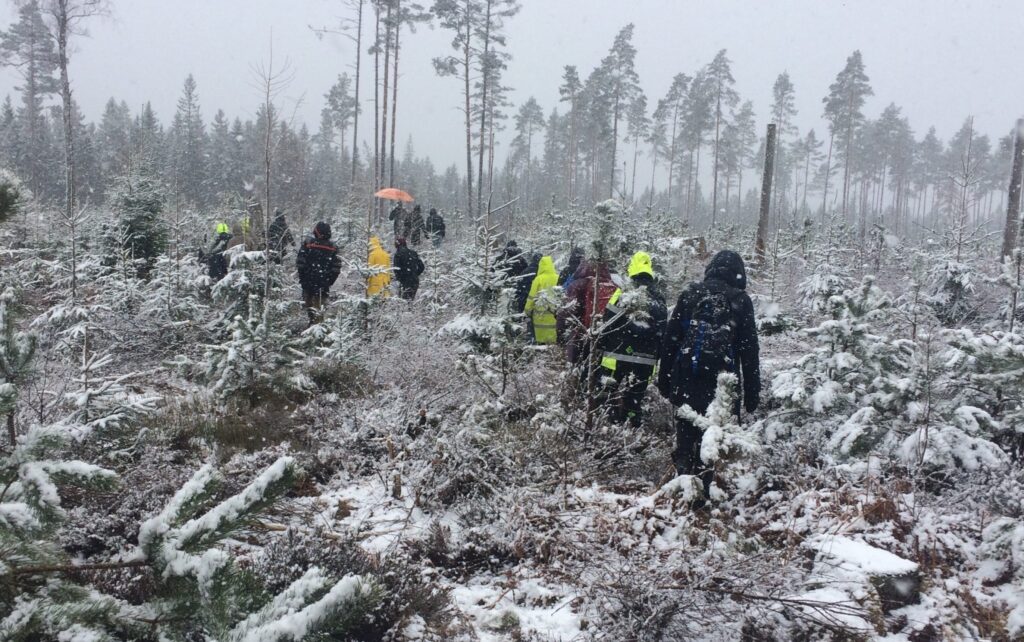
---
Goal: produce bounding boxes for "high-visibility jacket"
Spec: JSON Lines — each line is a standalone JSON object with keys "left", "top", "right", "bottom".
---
{"left": 524, "top": 256, "right": 559, "bottom": 344}
{"left": 599, "top": 266, "right": 667, "bottom": 373}
{"left": 367, "top": 236, "right": 392, "bottom": 296}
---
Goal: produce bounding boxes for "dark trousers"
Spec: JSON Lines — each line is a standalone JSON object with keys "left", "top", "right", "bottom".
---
{"left": 674, "top": 407, "right": 715, "bottom": 495}
{"left": 608, "top": 364, "right": 653, "bottom": 427}
{"left": 399, "top": 281, "right": 419, "bottom": 301}
{"left": 303, "top": 290, "right": 328, "bottom": 325}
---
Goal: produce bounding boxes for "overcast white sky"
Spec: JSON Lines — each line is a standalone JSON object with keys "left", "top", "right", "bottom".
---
{"left": 0, "top": 0, "right": 1021, "bottom": 171}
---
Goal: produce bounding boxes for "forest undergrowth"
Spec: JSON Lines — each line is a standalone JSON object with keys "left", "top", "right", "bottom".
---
{"left": 1, "top": 197, "right": 1022, "bottom": 641}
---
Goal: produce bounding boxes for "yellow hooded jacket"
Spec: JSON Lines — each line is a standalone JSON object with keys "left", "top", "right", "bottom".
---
{"left": 367, "top": 236, "right": 392, "bottom": 296}
{"left": 524, "top": 256, "right": 559, "bottom": 344}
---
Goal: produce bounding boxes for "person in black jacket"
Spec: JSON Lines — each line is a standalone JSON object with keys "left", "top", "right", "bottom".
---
{"left": 597, "top": 251, "right": 668, "bottom": 427}
{"left": 205, "top": 222, "right": 233, "bottom": 282}
{"left": 389, "top": 204, "right": 409, "bottom": 241}
{"left": 493, "top": 241, "right": 528, "bottom": 311}
{"left": 657, "top": 250, "right": 760, "bottom": 495}
{"left": 407, "top": 205, "right": 425, "bottom": 246}
{"left": 268, "top": 210, "right": 295, "bottom": 262}
{"left": 295, "top": 222, "right": 342, "bottom": 325}
{"left": 558, "top": 246, "right": 585, "bottom": 287}
{"left": 425, "top": 208, "right": 446, "bottom": 247}
{"left": 393, "top": 238, "right": 425, "bottom": 300}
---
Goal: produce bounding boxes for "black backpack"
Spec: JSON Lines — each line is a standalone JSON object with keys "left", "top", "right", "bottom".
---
{"left": 675, "top": 285, "right": 739, "bottom": 381}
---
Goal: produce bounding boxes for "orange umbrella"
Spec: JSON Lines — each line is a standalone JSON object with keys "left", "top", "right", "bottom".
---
{"left": 374, "top": 187, "right": 414, "bottom": 202}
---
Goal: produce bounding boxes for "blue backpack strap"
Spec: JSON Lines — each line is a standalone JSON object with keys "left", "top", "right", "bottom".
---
{"left": 691, "top": 299, "right": 710, "bottom": 374}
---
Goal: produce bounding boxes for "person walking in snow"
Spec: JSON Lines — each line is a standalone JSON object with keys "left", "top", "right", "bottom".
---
{"left": 366, "top": 236, "right": 392, "bottom": 297}
{"left": 524, "top": 256, "right": 560, "bottom": 344}
{"left": 296, "top": 222, "right": 342, "bottom": 325}
{"left": 205, "top": 222, "right": 233, "bottom": 282}
{"left": 393, "top": 238, "right": 425, "bottom": 300}
{"left": 559, "top": 253, "right": 618, "bottom": 366}
{"left": 407, "top": 205, "right": 425, "bottom": 246}
{"left": 597, "top": 252, "right": 668, "bottom": 427}
{"left": 492, "top": 240, "right": 529, "bottom": 312}
{"left": 425, "top": 208, "right": 446, "bottom": 247}
{"left": 657, "top": 250, "right": 760, "bottom": 498}
{"left": 268, "top": 210, "right": 295, "bottom": 262}
{"left": 389, "top": 204, "right": 409, "bottom": 241}
{"left": 559, "top": 246, "right": 585, "bottom": 288}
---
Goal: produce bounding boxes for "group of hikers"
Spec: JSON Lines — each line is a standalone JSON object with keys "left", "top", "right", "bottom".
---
{"left": 201, "top": 205, "right": 447, "bottom": 323}
{"left": 203, "top": 204, "right": 760, "bottom": 502}
{"left": 496, "top": 239, "right": 760, "bottom": 501}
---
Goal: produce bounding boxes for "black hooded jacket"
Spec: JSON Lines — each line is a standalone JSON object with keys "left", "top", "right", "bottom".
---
{"left": 657, "top": 250, "right": 760, "bottom": 414}
{"left": 296, "top": 223, "right": 342, "bottom": 296}
{"left": 425, "top": 209, "right": 446, "bottom": 239}
{"left": 394, "top": 244, "right": 425, "bottom": 286}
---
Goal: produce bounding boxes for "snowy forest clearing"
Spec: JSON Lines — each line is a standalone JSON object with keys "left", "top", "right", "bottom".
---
{"left": 3, "top": 206, "right": 1023, "bottom": 639}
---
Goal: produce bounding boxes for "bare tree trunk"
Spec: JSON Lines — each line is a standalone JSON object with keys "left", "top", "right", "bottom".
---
{"left": 754, "top": 124, "right": 777, "bottom": 262}
{"left": 56, "top": 2, "right": 75, "bottom": 267}
{"left": 475, "top": 0, "right": 493, "bottom": 216}
{"left": 608, "top": 90, "right": 620, "bottom": 199}
{"left": 711, "top": 92, "right": 722, "bottom": 226}
{"left": 372, "top": 5, "right": 380, "bottom": 222}
{"left": 351, "top": 0, "right": 364, "bottom": 189}
{"left": 648, "top": 143, "right": 659, "bottom": 208}
{"left": 821, "top": 130, "right": 834, "bottom": 222}
{"left": 841, "top": 97, "right": 854, "bottom": 220}
{"left": 692, "top": 133, "right": 702, "bottom": 221}
{"left": 1001, "top": 119, "right": 1024, "bottom": 259}
{"left": 630, "top": 134, "right": 639, "bottom": 202}
{"left": 666, "top": 103, "right": 678, "bottom": 209}
{"left": 567, "top": 94, "right": 576, "bottom": 202}
{"left": 736, "top": 161, "right": 743, "bottom": 219}
{"left": 388, "top": 0, "right": 401, "bottom": 187}
{"left": 462, "top": 0, "right": 473, "bottom": 217}
{"left": 379, "top": 1, "right": 392, "bottom": 196}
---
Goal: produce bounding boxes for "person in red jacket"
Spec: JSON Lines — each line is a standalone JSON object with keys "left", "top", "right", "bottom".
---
{"left": 559, "top": 256, "right": 618, "bottom": 366}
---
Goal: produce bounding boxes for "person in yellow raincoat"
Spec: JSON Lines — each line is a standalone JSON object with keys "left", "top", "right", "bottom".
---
{"left": 523, "top": 255, "right": 559, "bottom": 344}
{"left": 367, "top": 236, "right": 392, "bottom": 296}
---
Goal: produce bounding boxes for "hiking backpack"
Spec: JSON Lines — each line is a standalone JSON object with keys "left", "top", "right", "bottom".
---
{"left": 676, "top": 285, "right": 739, "bottom": 379}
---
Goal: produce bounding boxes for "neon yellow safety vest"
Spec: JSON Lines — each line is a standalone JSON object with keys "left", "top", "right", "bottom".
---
{"left": 600, "top": 288, "right": 659, "bottom": 374}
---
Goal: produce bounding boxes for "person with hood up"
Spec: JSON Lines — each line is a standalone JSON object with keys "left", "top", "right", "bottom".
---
{"left": 268, "top": 210, "right": 295, "bottom": 262}
{"left": 597, "top": 251, "right": 668, "bottom": 426}
{"left": 559, "top": 247, "right": 585, "bottom": 288}
{"left": 389, "top": 204, "right": 409, "bottom": 241}
{"left": 393, "top": 238, "right": 425, "bottom": 300}
{"left": 204, "top": 222, "right": 233, "bottom": 282}
{"left": 492, "top": 241, "right": 529, "bottom": 310}
{"left": 513, "top": 252, "right": 541, "bottom": 314}
{"left": 657, "top": 250, "right": 761, "bottom": 499}
{"left": 523, "top": 256, "right": 560, "bottom": 344}
{"left": 407, "top": 205, "right": 425, "bottom": 246}
{"left": 559, "top": 254, "right": 618, "bottom": 366}
{"left": 295, "top": 222, "right": 342, "bottom": 325}
{"left": 366, "top": 236, "right": 392, "bottom": 297}
{"left": 425, "top": 208, "right": 446, "bottom": 247}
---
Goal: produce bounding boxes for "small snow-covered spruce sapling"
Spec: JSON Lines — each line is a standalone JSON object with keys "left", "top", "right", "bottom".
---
{"left": 136, "top": 456, "right": 379, "bottom": 640}
{"left": 173, "top": 294, "right": 312, "bottom": 407}
{"left": 676, "top": 373, "right": 760, "bottom": 502}
{"left": 0, "top": 290, "right": 36, "bottom": 444}
{"left": 771, "top": 277, "right": 919, "bottom": 455}
{"left": 0, "top": 423, "right": 121, "bottom": 640}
